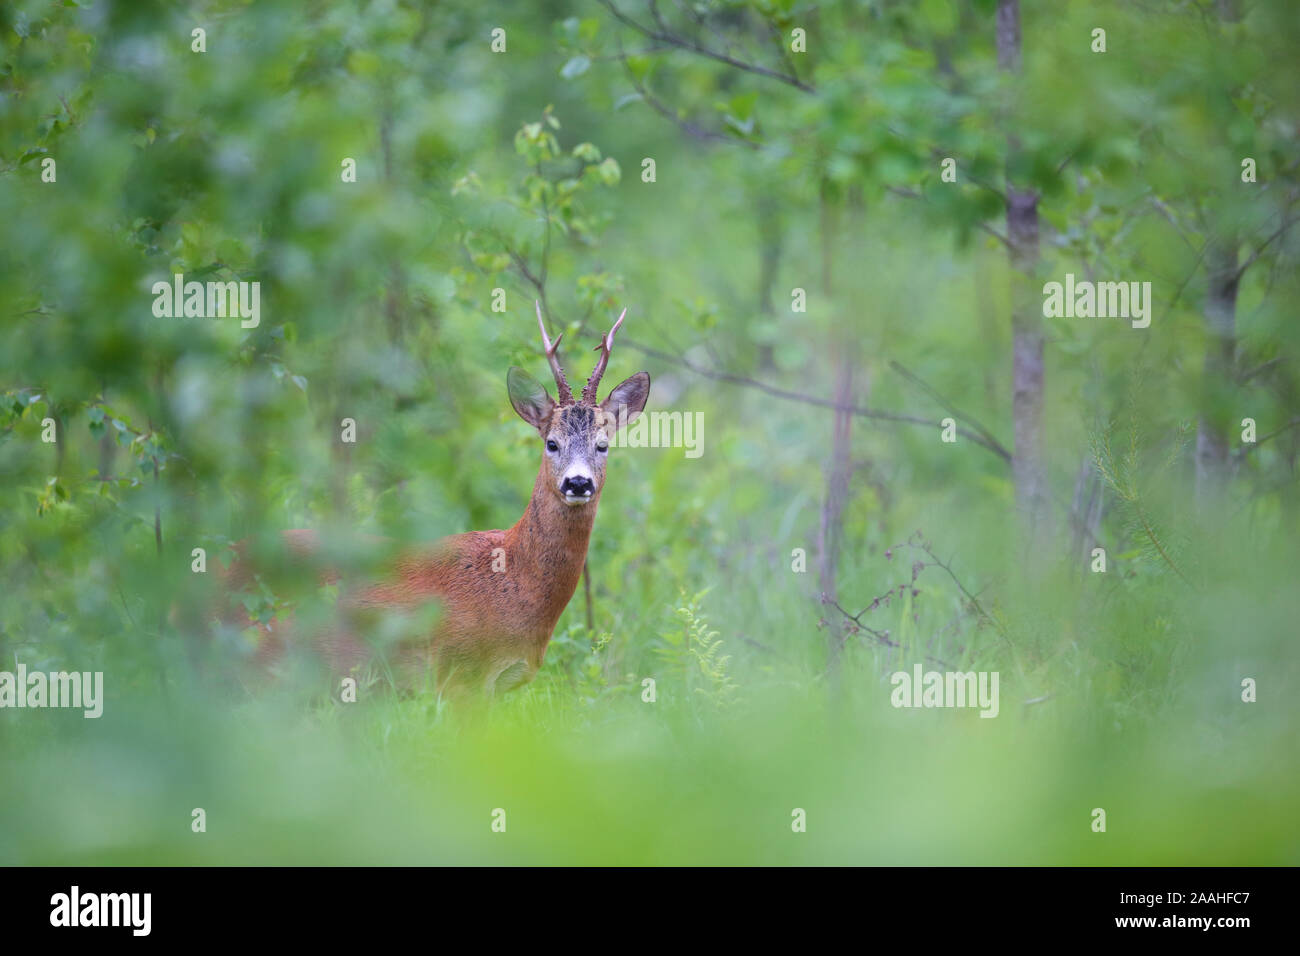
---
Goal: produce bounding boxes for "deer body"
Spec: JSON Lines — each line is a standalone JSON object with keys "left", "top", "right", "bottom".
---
{"left": 223, "top": 306, "right": 649, "bottom": 698}
{"left": 322, "top": 461, "right": 601, "bottom": 694}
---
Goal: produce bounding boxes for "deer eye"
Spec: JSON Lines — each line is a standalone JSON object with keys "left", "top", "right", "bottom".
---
{"left": 546, "top": 439, "right": 559, "bottom": 452}
{"left": 596, "top": 441, "right": 609, "bottom": 453}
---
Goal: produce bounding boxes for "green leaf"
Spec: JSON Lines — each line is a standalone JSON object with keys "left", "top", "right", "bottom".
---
{"left": 561, "top": 56, "right": 591, "bottom": 80}
{"left": 595, "top": 157, "right": 621, "bottom": 186}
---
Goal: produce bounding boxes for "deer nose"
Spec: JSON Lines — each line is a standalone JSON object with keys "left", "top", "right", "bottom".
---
{"left": 561, "top": 475, "right": 595, "bottom": 498}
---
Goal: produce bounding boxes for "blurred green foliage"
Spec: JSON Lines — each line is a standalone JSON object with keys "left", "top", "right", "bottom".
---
{"left": 1, "top": 0, "right": 1297, "bottom": 863}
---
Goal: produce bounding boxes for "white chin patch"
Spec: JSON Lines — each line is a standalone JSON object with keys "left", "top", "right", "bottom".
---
{"left": 563, "top": 493, "right": 593, "bottom": 506}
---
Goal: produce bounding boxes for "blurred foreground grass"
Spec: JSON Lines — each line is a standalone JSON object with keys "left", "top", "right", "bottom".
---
{"left": 2, "top": 520, "right": 1295, "bottom": 866}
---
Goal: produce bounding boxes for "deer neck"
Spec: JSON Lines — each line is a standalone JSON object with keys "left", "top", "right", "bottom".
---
{"left": 504, "top": 465, "right": 598, "bottom": 628}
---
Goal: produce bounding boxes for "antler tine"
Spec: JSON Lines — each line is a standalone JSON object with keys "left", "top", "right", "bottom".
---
{"left": 582, "top": 307, "right": 627, "bottom": 404}
{"left": 536, "top": 300, "right": 574, "bottom": 405}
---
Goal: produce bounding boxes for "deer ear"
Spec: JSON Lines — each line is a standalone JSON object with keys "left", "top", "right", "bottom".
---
{"left": 507, "top": 367, "right": 555, "bottom": 432}
{"left": 600, "top": 371, "right": 650, "bottom": 430}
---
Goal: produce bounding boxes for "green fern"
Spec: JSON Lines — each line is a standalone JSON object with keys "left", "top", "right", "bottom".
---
{"left": 657, "top": 588, "right": 739, "bottom": 709}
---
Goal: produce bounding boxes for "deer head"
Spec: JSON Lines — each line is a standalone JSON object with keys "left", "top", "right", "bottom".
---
{"left": 507, "top": 302, "right": 651, "bottom": 507}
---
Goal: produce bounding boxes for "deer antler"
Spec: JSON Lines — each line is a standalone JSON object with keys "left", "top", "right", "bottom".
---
{"left": 582, "top": 307, "right": 627, "bottom": 404}
{"left": 536, "top": 300, "right": 574, "bottom": 405}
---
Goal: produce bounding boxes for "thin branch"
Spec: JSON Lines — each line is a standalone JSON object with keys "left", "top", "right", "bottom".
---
{"left": 537, "top": 159, "right": 552, "bottom": 289}
{"left": 506, "top": 247, "right": 544, "bottom": 295}
{"left": 886, "top": 185, "right": 922, "bottom": 200}
{"left": 1236, "top": 418, "right": 1300, "bottom": 460}
{"left": 960, "top": 170, "right": 1007, "bottom": 203}
{"left": 1150, "top": 197, "right": 1199, "bottom": 252}
{"left": 888, "top": 360, "right": 1011, "bottom": 460}
{"left": 1161, "top": 238, "right": 1210, "bottom": 321}
{"left": 977, "top": 221, "right": 1013, "bottom": 250}
{"left": 913, "top": 549, "right": 1001, "bottom": 635}
{"left": 762, "top": 10, "right": 805, "bottom": 89}
{"left": 603, "top": 331, "right": 1014, "bottom": 463}
{"left": 582, "top": 562, "right": 595, "bottom": 631}
{"left": 590, "top": 46, "right": 673, "bottom": 60}
{"left": 885, "top": 168, "right": 1008, "bottom": 242}
{"left": 738, "top": 634, "right": 789, "bottom": 660}
{"left": 672, "top": 0, "right": 733, "bottom": 54}
{"left": 1237, "top": 356, "right": 1283, "bottom": 385}
{"left": 822, "top": 592, "right": 955, "bottom": 669}
{"left": 823, "top": 595, "right": 897, "bottom": 645}
{"left": 622, "top": 68, "right": 759, "bottom": 149}
{"left": 597, "top": 0, "right": 816, "bottom": 93}
{"left": 1234, "top": 213, "right": 1300, "bottom": 281}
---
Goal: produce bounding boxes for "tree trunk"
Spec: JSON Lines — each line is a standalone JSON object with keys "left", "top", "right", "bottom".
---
{"left": 1195, "top": 235, "right": 1239, "bottom": 505}
{"left": 998, "top": 0, "right": 1051, "bottom": 551}
{"left": 816, "top": 181, "right": 853, "bottom": 680}
{"left": 381, "top": 109, "right": 407, "bottom": 345}
{"left": 996, "top": 0, "right": 1021, "bottom": 72}
{"left": 756, "top": 194, "right": 783, "bottom": 371}
{"left": 1007, "top": 188, "right": 1049, "bottom": 543}
{"left": 1194, "top": 0, "right": 1244, "bottom": 506}
{"left": 820, "top": 358, "right": 854, "bottom": 677}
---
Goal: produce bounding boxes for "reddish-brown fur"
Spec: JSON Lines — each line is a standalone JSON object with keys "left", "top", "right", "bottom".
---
{"left": 214, "top": 310, "right": 649, "bottom": 698}
{"left": 303, "top": 427, "right": 602, "bottom": 695}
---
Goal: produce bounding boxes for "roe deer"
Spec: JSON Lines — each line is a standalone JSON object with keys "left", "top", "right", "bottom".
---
{"left": 218, "top": 304, "right": 650, "bottom": 698}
